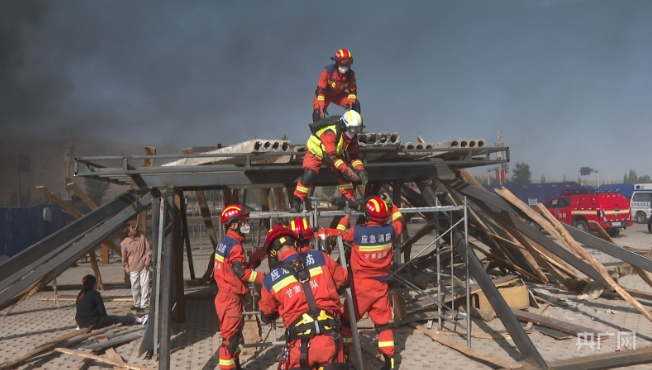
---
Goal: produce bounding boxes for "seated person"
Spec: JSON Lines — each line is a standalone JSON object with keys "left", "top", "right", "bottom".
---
{"left": 75, "top": 274, "right": 147, "bottom": 329}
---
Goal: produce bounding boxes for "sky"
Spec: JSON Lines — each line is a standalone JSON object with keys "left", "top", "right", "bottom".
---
{"left": 2, "top": 0, "right": 651, "bottom": 183}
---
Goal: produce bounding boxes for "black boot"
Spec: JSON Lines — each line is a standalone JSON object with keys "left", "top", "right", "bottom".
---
{"left": 382, "top": 354, "right": 395, "bottom": 370}
{"left": 235, "top": 358, "right": 244, "bottom": 370}
{"left": 289, "top": 196, "right": 303, "bottom": 213}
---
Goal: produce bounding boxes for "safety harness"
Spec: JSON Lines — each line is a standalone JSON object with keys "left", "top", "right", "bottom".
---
{"left": 275, "top": 253, "right": 343, "bottom": 369}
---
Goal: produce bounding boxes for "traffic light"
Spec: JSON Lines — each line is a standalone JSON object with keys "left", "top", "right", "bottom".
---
{"left": 580, "top": 167, "right": 591, "bottom": 176}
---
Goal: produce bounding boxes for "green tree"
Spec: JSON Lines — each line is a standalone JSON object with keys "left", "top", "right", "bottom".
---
{"left": 510, "top": 162, "right": 532, "bottom": 183}
{"left": 84, "top": 178, "right": 110, "bottom": 205}
{"left": 638, "top": 175, "right": 651, "bottom": 183}
{"left": 540, "top": 175, "right": 546, "bottom": 184}
{"left": 624, "top": 170, "right": 638, "bottom": 184}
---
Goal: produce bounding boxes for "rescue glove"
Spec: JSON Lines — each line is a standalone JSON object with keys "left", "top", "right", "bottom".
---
{"left": 247, "top": 247, "right": 268, "bottom": 269}
{"left": 330, "top": 196, "right": 347, "bottom": 209}
{"left": 342, "top": 166, "right": 360, "bottom": 182}
{"left": 356, "top": 169, "right": 369, "bottom": 186}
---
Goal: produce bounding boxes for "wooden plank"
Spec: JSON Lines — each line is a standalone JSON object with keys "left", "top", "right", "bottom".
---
{"left": 496, "top": 187, "right": 652, "bottom": 324}
{"left": 38, "top": 185, "right": 105, "bottom": 290}
{"left": 411, "top": 324, "right": 522, "bottom": 369}
{"left": 39, "top": 296, "right": 132, "bottom": 302}
{"left": 536, "top": 325, "right": 572, "bottom": 340}
{"left": 196, "top": 190, "right": 219, "bottom": 284}
{"left": 77, "top": 333, "right": 126, "bottom": 370}
{"left": 590, "top": 221, "right": 652, "bottom": 291}
{"left": 511, "top": 309, "right": 600, "bottom": 336}
{"left": 545, "top": 344, "right": 652, "bottom": 370}
{"left": 179, "top": 193, "right": 196, "bottom": 280}
{"left": 406, "top": 275, "right": 518, "bottom": 312}
{"left": 55, "top": 348, "right": 155, "bottom": 370}
{"left": 0, "top": 328, "right": 93, "bottom": 370}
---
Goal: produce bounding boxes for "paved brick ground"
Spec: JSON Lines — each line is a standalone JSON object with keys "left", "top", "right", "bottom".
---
{"left": 1, "top": 223, "right": 651, "bottom": 369}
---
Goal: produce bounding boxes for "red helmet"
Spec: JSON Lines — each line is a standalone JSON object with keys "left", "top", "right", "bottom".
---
{"left": 220, "top": 204, "right": 249, "bottom": 226}
{"left": 364, "top": 196, "right": 390, "bottom": 223}
{"left": 289, "top": 218, "right": 313, "bottom": 243}
{"left": 332, "top": 48, "right": 353, "bottom": 67}
{"left": 264, "top": 225, "right": 297, "bottom": 253}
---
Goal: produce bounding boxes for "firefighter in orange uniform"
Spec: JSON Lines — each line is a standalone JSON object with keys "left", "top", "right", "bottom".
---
{"left": 259, "top": 226, "right": 350, "bottom": 370}
{"left": 214, "top": 204, "right": 265, "bottom": 370}
{"left": 313, "top": 48, "right": 360, "bottom": 122}
{"left": 339, "top": 195, "right": 404, "bottom": 370}
{"left": 290, "top": 111, "right": 368, "bottom": 213}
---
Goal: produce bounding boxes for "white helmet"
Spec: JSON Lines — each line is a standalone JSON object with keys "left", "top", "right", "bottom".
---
{"left": 342, "top": 111, "right": 363, "bottom": 139}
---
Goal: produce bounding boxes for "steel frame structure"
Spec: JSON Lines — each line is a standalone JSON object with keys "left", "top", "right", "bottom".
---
{"left": 63, "top": 145, "right": 555, "bottom": 369}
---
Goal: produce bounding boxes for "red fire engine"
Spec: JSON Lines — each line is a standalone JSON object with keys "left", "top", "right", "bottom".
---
{"left": 543, "top": 189, "right": 633, "bottom": 237}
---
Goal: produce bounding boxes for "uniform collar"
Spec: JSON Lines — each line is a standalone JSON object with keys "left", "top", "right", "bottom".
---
{"left": 226, "top": 230, "right": 244, "bottom": 243}
{"left": 278, "top": 249, "right": 299, "bottom": 261}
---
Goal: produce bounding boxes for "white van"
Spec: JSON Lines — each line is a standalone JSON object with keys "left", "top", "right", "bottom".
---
{"left": 631, "top": 184, "right": 652, "bottom": 223}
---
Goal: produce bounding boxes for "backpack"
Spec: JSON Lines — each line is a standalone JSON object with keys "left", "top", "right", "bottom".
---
{"left": 308, "top": 115, "right": 343, "bottom": 136}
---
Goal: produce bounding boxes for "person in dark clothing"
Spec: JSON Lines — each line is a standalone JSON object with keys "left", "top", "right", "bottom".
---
{"left": 75, "top": 274, "right": 147, "bottom": 329}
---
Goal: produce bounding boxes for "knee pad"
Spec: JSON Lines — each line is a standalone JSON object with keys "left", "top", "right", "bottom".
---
{"left": 221, "top": 333, "right": 241, "bottom": 356}
{"left": 375, "top": 323, "right": 390, "bottom": 334}
{"left": 300, "top": 169, "right": 317, "bottom": 187}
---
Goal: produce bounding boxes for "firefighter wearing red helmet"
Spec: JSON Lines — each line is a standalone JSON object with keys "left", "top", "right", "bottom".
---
{"left": 259, "top": 226, "right": 350, "bottom": 370}
{"left": 214, "top": 204, "right": 265, "bottom": 370}
{"left": 312, "top": 48, "right": 360, "bottom": 122}
{"left": 339, "top": 194, "right": 404, "bottom": 370}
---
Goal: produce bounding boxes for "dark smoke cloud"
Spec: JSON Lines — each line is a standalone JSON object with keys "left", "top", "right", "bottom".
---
{"left": 1, "top": 1, "right": 652, "bottom": 181}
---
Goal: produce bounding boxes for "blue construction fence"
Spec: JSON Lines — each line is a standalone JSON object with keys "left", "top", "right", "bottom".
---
{"left": 0, "top": 204, "right": 68, "bottom": 258}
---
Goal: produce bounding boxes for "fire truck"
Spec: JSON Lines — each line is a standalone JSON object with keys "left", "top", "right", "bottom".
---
{"left": 542, "top": 189, "right": 633, "bottom": 237}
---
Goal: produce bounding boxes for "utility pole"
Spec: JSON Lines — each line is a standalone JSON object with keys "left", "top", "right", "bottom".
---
{"left": 495, "top": 130, "right": 506, "bottom": 184}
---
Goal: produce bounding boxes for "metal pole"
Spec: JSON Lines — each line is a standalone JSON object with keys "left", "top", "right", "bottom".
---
{"left": 153, "top": 197, "right": 164, "bottom": 358}
{"left": 335, "top": 236, "right": 364, "bottom": 370}
{"left": 159, "top": 191, "right": 174, "bottom": 370}
{"left": 464, "top": 197, "right": 471, "bottom": 347}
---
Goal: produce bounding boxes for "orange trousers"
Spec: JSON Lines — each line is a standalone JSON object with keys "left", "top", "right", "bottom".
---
{"left": 281, "top": 334, "right": 346, "bottom": 369}
{"left": 215, "top": 293, "right": 243, "bottom": 370}
{"left": 312, "top": 92, "right": 351, "bottom": 110}
{"left": 342, "top": 278, "right": 394, "bottom": 356}
{"left": 294, "top": 151, "right": 355, "bottom": 202}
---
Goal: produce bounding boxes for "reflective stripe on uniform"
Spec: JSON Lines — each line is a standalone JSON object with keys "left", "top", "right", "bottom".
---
{"left": 334, "top": 159, "right": 344, "bottom": 168}
{"left": 338, "top": 183, "right": 353, "bottom": 190}
{"left": 272, "top": 266, "right": 323, "bottom": 293}
{"left": 359, "top": 243, "right": 392, "bottom": 252}
{"left": 219, "top": 358, "right": 235, "bottom": 367}
{"left": 378, "top": 340, "right": 394, "bottom": 348}
{"left": 248, "top": 271, "right": 258, "bottom": 283}
{"left": 215, "top": 253, "right": 224, "bottom": 263}
{"left": 317, "top": 95, "right": 325, "bottom": 101}
{"left": 351, "top": 159, "right": 363, "bottom": 167}
{"left": 296, "top": 185, "right": 310, "bottom": 194}
{"left": 348, "top": 93, "right": 357, "bottom": 100}
{"left": 391, "top": 211, "right": 402, "bottom": 222}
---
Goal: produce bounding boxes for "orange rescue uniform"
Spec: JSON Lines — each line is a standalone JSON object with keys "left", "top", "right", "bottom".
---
{"left": 214, "top": 230, "right": 264, "bottom": 370}
{"left": 340, "top": 205, "right": 404, "bottom": 357}
{"left": 259, "top": 249, "right": 349, "bottom": 369}
{"left": 313, "top": 64, "right": 357, "bottom": 112}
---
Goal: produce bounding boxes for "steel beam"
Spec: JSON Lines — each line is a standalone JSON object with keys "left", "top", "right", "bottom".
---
{"left": 417, "top": 186, "right": 547, "bottom": 368}
{"left": 0, "top": 191, "right": 138, "bottom": 283}
{"left": 444, "top": 179, "right": 610, "bottom": 287}
{"left": 159, "top": 191, "right": 174, "bottom": 370}
{"left": 0, "top": 193, "right": 153, "bottom": 307}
